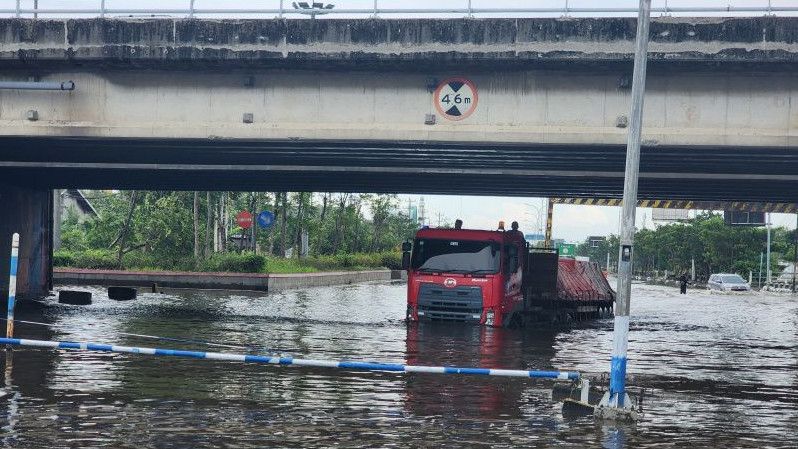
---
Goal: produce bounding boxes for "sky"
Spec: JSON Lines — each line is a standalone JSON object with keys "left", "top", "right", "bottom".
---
{"left": 399, "top": 194, "right": 797, "bottom": 243}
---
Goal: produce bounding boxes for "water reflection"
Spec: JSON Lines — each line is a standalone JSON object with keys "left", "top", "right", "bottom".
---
{"left": 0, "top": 282, "right": 794, "bottom": 447}
{"left": 404, "top": 323, "right": 558, "bottom": 419}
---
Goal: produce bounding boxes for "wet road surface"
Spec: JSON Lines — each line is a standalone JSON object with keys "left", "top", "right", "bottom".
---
{"left": 1, "top": 281, "right": 796, "bottom": 448}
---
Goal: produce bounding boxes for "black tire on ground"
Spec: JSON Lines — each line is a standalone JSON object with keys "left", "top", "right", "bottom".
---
{"left": 108, "top": 286, "right": 137, "bottom": 301}
{"left": 58, "top": 290, "right": 92, "bottom": 305}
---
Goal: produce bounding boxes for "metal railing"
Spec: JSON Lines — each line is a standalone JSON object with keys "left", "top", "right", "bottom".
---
{"left": 2, "top": 1, "right": 797, "bottom": 19}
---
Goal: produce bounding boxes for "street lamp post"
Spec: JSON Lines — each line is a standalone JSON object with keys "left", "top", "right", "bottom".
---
{"left": 595, "top": 0, "right": 652, "bottom": 421}
{"left": 766, "top": 213, "right": 772, "bottom": 284}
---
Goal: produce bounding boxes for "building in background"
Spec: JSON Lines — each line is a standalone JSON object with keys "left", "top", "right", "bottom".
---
{"left": 53, "top": 189, "right": 99, "bottom": 251}
{"left": 61, "top": 189, "right": 98, "bottom": 222}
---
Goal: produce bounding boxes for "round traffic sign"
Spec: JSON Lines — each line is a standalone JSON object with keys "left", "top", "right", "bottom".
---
{"left": 257, "top": 210, "right": 275, "bottom": 229}
{"left": 433, "top": 77, "right": 478, "bottom": 121}
{"left": 236, "top": 210, "right": 253, "bottom": 229}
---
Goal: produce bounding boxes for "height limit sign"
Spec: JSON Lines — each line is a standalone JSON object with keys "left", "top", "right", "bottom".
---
{"left": 433, "top": 77, "right": 478, "bottom": 121}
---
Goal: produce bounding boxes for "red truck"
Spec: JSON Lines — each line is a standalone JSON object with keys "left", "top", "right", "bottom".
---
{"left": 402, "top": 225, "right": 615, "bottom": 327}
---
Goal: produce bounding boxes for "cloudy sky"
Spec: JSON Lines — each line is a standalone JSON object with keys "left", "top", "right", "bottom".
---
{"left": 400, "top": 195, "right": 797, "bottom": 243}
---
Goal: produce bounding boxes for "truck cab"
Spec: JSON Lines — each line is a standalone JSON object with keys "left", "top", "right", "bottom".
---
{"left": 404, "top": 226, "right": 526, "bottom": 327}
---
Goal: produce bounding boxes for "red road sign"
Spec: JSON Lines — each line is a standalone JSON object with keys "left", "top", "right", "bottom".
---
{"left": 236, "top": 210, "right": 253, "bottom": 229}
{"left": 433, "top": 77, "right": 478, "bottom": 121}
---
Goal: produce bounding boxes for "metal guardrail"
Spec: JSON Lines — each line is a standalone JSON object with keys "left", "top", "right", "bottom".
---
{"left": 2, "top": 1, "right": 797, "bottom": 19}
{"left": 0, "top": 337, "right": 581, "bottom": 380}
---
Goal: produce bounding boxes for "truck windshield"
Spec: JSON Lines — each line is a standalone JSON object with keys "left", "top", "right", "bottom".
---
{"left": 411, "top": 239, "right": 500, "bottom": 274}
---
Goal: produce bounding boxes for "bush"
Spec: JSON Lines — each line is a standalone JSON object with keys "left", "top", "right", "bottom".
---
{"left": 73, "top": 249, "right": 118, "bottom": 269}
{"left": 379, "top": 252, "right": 403, "bottom": 270}
{"left": 265, "top": 258, "right": 318, "bottom": 274}
{"left": 53, "top": 250, "right": 76, "bottom": 267}
{"left": 55, "top": 249, "right": 401, "bottom": 273}
{"left": 200, "top": 252, "right": 266, "bottom": 273}
{"left": 300, "top": 252, "right": 401, "bottom": 271}
{"left": 121, "top": 252, "right": 192, "bottom": 271}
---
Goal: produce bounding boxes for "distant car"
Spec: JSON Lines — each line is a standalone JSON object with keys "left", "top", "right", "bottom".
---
{"left": 707, "top": 273, "right": 751, "bottom": 292}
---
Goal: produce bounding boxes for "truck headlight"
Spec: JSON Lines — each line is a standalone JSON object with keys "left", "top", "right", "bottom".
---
{"left": 485, "top": 309, "right": 495, "bottom": 326}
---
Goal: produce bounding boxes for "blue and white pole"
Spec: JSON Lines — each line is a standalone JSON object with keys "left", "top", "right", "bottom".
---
{"left": 0, "top": 337, "right": 580, "bottom": 381}
{"left": 5, "top": 233, "right": 19, "bottom": 340}
{"left": 598, "top": 0, "right": 651, "bottom": 419}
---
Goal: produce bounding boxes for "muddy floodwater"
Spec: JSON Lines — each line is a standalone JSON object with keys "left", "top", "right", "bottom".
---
{"left": 1, "top": 281, "right": 796, "bottom": 448}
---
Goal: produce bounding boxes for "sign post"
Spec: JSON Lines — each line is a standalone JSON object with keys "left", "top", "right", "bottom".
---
{"left": 6, "top": 233, "right": 19, "bottom": 341}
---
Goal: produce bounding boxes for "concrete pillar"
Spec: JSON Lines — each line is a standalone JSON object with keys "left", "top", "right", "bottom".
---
{"left": 53, "top": 189, "right": 63, "bottom": 251}
{"left": 0, "top": 186, "right": 52, "bottom": 300}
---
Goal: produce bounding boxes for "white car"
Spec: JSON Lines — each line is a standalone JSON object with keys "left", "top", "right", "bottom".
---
{"left": 707, "top": 273, "right": 751, "bottom": 292}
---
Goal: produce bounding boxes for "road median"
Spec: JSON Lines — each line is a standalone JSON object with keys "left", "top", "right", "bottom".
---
{"left": 53, "top": 268, "right": 404, "bottom": 292}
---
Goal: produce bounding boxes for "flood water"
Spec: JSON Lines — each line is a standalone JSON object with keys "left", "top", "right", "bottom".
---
{"left": 1, "top": 281, "right": 796, "bottom": 448}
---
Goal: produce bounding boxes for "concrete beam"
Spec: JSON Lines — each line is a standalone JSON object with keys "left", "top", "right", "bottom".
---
{"left": 0, "top": 69, "right": 795, "bottom": 148}
{"left": 1, "top": 17, "right": 797, "bottom": 70}
{"left": 2, "top": 138, "right": 798, "bottom": 203}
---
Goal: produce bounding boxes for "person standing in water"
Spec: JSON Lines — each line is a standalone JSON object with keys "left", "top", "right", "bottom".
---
{"left": 678, "top": 272, "right": 690, "bottom": 294}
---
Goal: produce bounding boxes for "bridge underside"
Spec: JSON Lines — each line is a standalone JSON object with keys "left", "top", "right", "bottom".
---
{"left": 1, "top": 137, "right": 797, "bottom": 203}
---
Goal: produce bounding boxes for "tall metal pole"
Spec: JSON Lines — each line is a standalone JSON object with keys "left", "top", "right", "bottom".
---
{"left": 792, "top": 213, "right": 797, "bottom": 293}
{"left": 6, "top": 233, "right": 20, "bottom": 341}
{"left": 544, "top": 198, "right": 554, "bottom": 248}
{"left": 608, "top": 0, "right": 651, "bottom": 411}
{"left": 766, "top": 213, "right": 772, "bottom": 284}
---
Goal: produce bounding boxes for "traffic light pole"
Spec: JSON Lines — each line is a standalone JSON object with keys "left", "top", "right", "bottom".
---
{"left": 595, "top": 0, "right": 651, "bottom": 421}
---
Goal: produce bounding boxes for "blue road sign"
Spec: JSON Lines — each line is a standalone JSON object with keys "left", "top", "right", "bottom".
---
{"left": 257, "top": 211, "right": 275, "bottom": 229}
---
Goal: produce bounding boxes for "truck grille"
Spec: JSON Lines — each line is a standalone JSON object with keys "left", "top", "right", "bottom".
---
{"left": 417, "top": 283, "right": 483, "bottom": 321}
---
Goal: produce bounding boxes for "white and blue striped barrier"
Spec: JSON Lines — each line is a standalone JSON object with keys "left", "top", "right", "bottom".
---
{"left": 0, "top": 337, "right": 579, "bottom": 381}
{"left": 5, "top": 233, "right": 19, "bottom": 340}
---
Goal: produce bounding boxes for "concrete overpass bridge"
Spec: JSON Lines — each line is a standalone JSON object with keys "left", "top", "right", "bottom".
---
{"left": 0, "top": 16, "right": 797, "bottom": 297}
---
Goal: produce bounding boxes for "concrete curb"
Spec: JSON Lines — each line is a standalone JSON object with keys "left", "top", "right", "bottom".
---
{"left": 53, "top": 268, "right": 404, "bottom": 292}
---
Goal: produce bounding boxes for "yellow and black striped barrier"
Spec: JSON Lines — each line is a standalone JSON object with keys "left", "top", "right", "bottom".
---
{"left": 549, "top": 198, "right": 798, "bottom": 214}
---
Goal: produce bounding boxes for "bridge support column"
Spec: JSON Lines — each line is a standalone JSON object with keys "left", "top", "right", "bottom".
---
{"left": 0, "top": 186, "right": 52, "bottom": 301}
